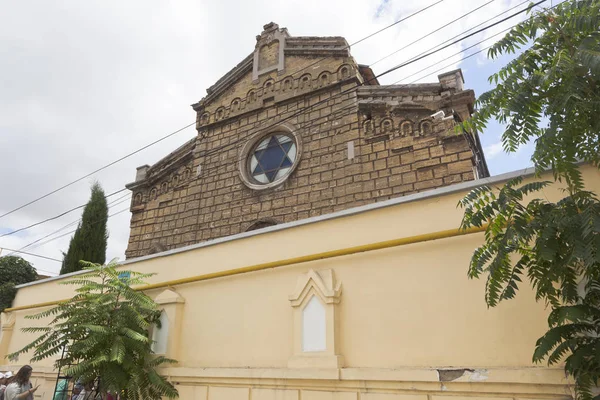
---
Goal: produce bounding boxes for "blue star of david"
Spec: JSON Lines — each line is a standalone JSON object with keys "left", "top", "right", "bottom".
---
{"left": 252, "top": 136, "right": 294, "bottom": 182}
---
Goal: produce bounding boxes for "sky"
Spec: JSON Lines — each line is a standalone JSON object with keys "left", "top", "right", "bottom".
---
{"left": 0, "top": 0, "right": 540, "bottom": 277}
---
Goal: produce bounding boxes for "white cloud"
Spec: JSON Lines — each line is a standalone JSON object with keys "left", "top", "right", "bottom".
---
{"left": 484, "top": 142, "right": 505, "bottom": 159}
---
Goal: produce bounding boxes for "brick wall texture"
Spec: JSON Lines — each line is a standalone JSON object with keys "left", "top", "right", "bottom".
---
{"left": 125, "top": 24, "right": 484, "bottom": 259}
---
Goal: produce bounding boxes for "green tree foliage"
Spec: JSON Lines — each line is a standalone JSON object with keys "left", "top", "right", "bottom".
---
{"left": 10, "top": 259, "right": 178, "bottom": 400}
{"left": 458, "top": 1, "right": 600, "bottom": 397}
{"left": 0, "top": 256, "right": 38, "bottom": 311}
{"left": 61, "top": 182, "right": 109, "bottom": 275}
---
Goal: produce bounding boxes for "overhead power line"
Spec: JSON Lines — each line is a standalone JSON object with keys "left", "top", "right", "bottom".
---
{"left": 371, "top": 0, "right": 532, "bottom": 67}
{"left": 350, "top": 0, "right": 446, "bottom": 47}
{"left": 0, "top": 1, "right": 446, "bottom": 224}
{"left": 0, "top": 121, "right": 195, "bottom": 221}
{"left": 4, "top": 195, "right": 132, "bottom": 257}
{"left": 0, "top": 188, "right": 128, "bottom": 239}
{"left": 1, "top": 207, "right": 133, "bottom": 261}
{"left": 370, "top": 0, "right": 496, "bottom": 66}
{"left": 0, "top": 247, "right": 61, "bottom": 263}
{"left": 376, "top": 0, "right": 546, "bottom": 79}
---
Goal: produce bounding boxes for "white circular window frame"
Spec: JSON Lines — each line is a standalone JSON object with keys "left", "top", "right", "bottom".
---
{"left": 238, "top": 123, "right": 303, "bottom": 191}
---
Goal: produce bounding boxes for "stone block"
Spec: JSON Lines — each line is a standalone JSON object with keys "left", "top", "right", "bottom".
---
{"left": 402, "top": 171, "right": 417, "bottom": 183}
{"left": 459, "top": 151, "right": 473, "bottom": 160}
{"left": 416, "top": 169, "right": 434, "bottom": 181}
{"left": 413, "top": 158, "right": 440, "bottom": 169}
{"left": 413, "top": 148, "right": 430, "bottom": 161}
{"left": 415, "top": 178, "right": 443, "bottom": 190}
{"left": 374, "top": 159, "right": 387, "bottom": 170}
{"left": 440, "top": 154, "right": 458, "bottom": 163}
{"left": 448, "top": 160, "right": 473, "bottom": 175}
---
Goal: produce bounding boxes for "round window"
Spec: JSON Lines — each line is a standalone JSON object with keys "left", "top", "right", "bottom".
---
{"left": 248, "top": 133, "right": 298, "bottom": 184}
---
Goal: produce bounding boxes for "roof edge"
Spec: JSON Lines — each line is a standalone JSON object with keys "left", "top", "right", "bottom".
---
{"left": 19, "top": 166, "right": 541, "bottom": 289}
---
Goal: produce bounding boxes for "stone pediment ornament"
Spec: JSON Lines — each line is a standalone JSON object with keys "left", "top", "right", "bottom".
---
{"left": 253, "top": 22, "right": 288, "bottom": 81}
{"left": 154, "top": 288, "right": 185, "bottom": 305}
{"left": 289, "top": 269, "right": 342, "bottom": 307}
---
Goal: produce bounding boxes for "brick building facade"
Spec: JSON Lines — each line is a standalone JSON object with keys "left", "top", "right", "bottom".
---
{"left": 125, "top": 22, "right": 489, "bottom": 258}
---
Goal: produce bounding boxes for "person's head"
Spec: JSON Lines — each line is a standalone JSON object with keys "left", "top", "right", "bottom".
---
{"left": 0, "top": 373, "right": 6, "bottom": 385}
{"left": 4, "top": 371, "right": 13, "bottom": 384}
{"left": 73, "top": 383, "right": 83, "bottom": 395}
{"left": 14, "top": 365, "right": 32, "bottom": 385}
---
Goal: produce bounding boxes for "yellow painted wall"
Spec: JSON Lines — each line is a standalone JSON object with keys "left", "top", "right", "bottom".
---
{"left": 3, "top": 165, "right": 598, "bottom": 399}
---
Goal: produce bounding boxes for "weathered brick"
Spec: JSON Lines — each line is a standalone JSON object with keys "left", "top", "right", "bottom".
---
{"left": 448, "top": 160, "right": 474, "bottom": 175}
{"left": 417, "top": 169, "right": 434, "bottom": 181}
{"left": 413, "top": 148, "right": 430, "bottom": 161}
{"left": 402, "top": 171, "right": 417, "bottom": 183}
{"left": 413, "top": 158, "right": 440, "bottom": 169}
{"left": 415, "top": 178, "right": 444, "bottom": 190}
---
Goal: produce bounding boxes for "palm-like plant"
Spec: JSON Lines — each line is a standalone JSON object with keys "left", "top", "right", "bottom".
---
{"left": 9, "top": 259, "right": 178, "bottom": 399}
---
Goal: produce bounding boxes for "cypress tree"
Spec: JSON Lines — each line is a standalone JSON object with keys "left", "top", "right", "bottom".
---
{"left": 60, "top": 182, "right": 108, "bottom": 274}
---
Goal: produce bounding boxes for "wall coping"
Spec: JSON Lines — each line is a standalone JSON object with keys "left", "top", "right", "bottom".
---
{"left": 16, "top": 166, "right": 536, "bottom": 289}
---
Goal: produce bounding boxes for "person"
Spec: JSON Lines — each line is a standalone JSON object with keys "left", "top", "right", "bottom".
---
{"left": 1, "top": 371, "right": 13, "bottom": 399}
{"left": 0, "top": 373, "right": 7, "bottom": 400}
{"left": 74, "top": 382, "right": 101, "bottom": 400}
{"left": 71, "top": 382, "right": 83, "bottom": 400}
{"left": 4, "top": 366, "right": 39, "bottom": 400}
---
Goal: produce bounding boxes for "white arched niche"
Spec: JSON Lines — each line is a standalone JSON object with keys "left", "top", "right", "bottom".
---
{"left": 151, "top": 310, "right": 170, "bottom": 355}
{"left": 288, "top": 269, "right": 343, "bottom": 368}
{"left": 302, "top": 295, "right": 326, "bottom": 352}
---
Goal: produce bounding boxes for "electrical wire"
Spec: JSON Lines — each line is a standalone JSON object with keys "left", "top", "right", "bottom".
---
{"left": 0, "top": 206, "right": 131, "bottom": 271}
{"left": 0, "top": 247, "right": 61, "bottom": 263}
{"left": 0, "top": 122, "right": 194, "bottom": 221}
{"left": 6, "top": 207, "right": 131, "bottom": 256}
{"left": 4, "top": 195, "right": 132, "bottom": 256}
{"left": 370, "top": 0, "right": 496, "bottom": 66}
{"left": 376, "top": 0, "right": 546, "bottom": 79}
{"left": 0, "top": 188, "right": 128, "bottom": 239}
{"left": 374, "top": 0, "right": 534, "bottom": 68}
{"left": 350, "top": 0, "right": 445, "bottom": 47}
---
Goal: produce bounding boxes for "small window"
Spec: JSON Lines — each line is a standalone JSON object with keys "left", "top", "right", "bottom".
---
{"left": 231, "top": 99, "right": 241, "bottom": 112}
{"left": 421, "top": 121, "right": 432, "bottom": 135}
{"left": 339, "top": 66, "right": 350, "bottom": 80}
{"left": 381, "top": 119, "right": 393, "bottom": 133}
{"left": 248, "top": 133, "right": 298, "bottom": 184}
{"left": 299, "top": 74, "right": 312, "bottom": 90}
{"left": 401, "top": 121, "right": 413, "bottom": 136}
{"left": 282, "top": 77, "right": 293, "bottom": 92}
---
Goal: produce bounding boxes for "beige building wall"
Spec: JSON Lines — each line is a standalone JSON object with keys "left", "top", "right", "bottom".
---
{"left": 3, "top": 165, "right": 597, "bottom": 399}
